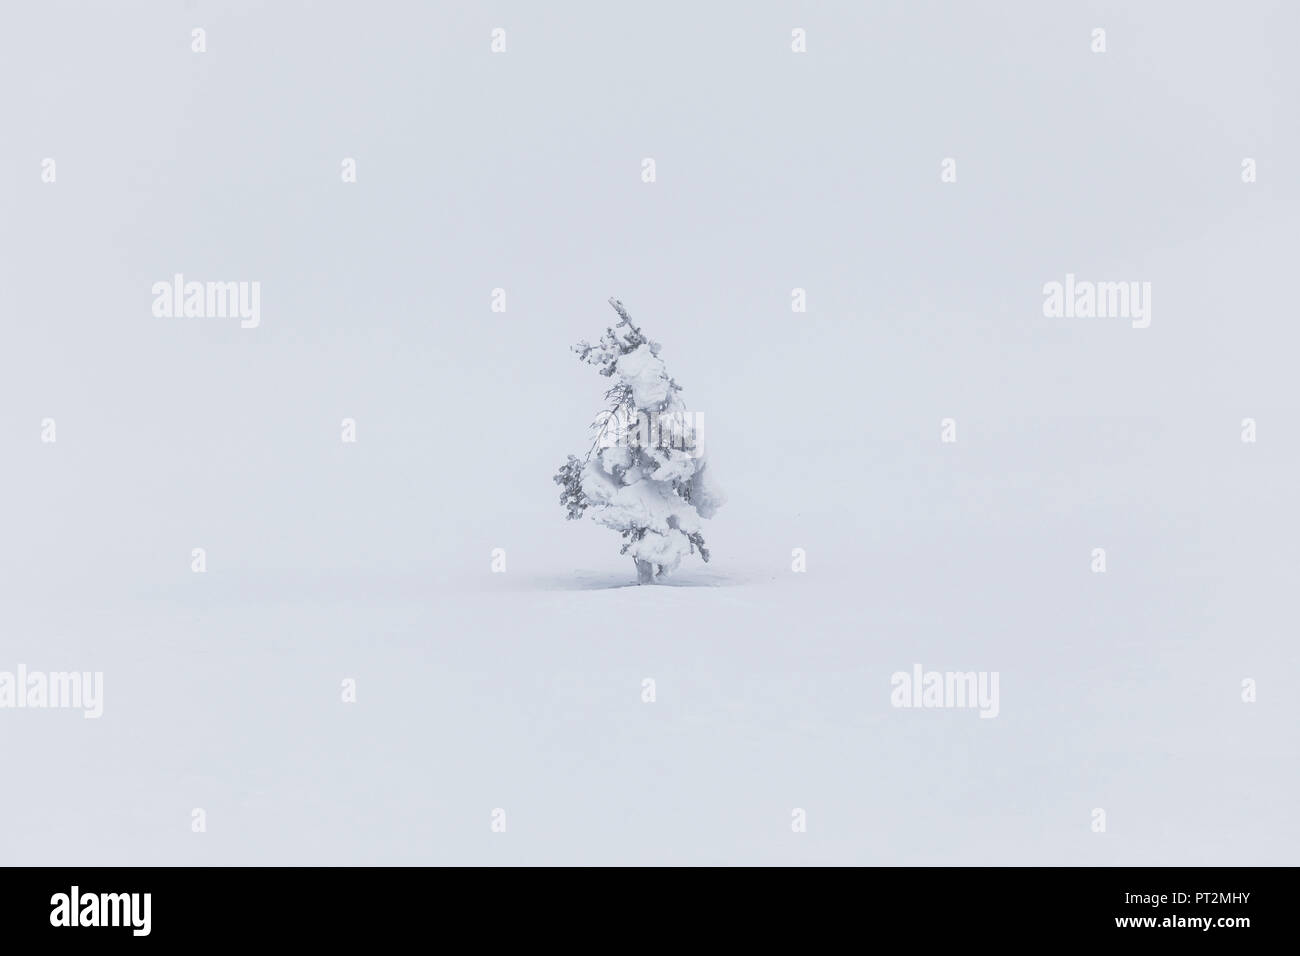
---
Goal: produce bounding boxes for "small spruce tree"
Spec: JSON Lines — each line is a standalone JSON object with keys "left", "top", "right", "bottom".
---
{"left": 554, "top": 299, "right": 724, "bottom": 584}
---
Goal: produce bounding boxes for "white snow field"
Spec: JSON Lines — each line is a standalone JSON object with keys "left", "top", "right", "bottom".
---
{"left": 2, "top": 1, "right": 1297, "bottom": 864}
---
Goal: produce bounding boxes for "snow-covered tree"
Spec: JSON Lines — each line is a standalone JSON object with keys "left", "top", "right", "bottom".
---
{"left": 554, "top": 298, "right": 724, "bottom": 584}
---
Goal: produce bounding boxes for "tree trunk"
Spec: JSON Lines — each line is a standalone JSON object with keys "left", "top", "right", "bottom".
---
{"left": 634, "top": 558, "right": 656, "bottom": 585}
